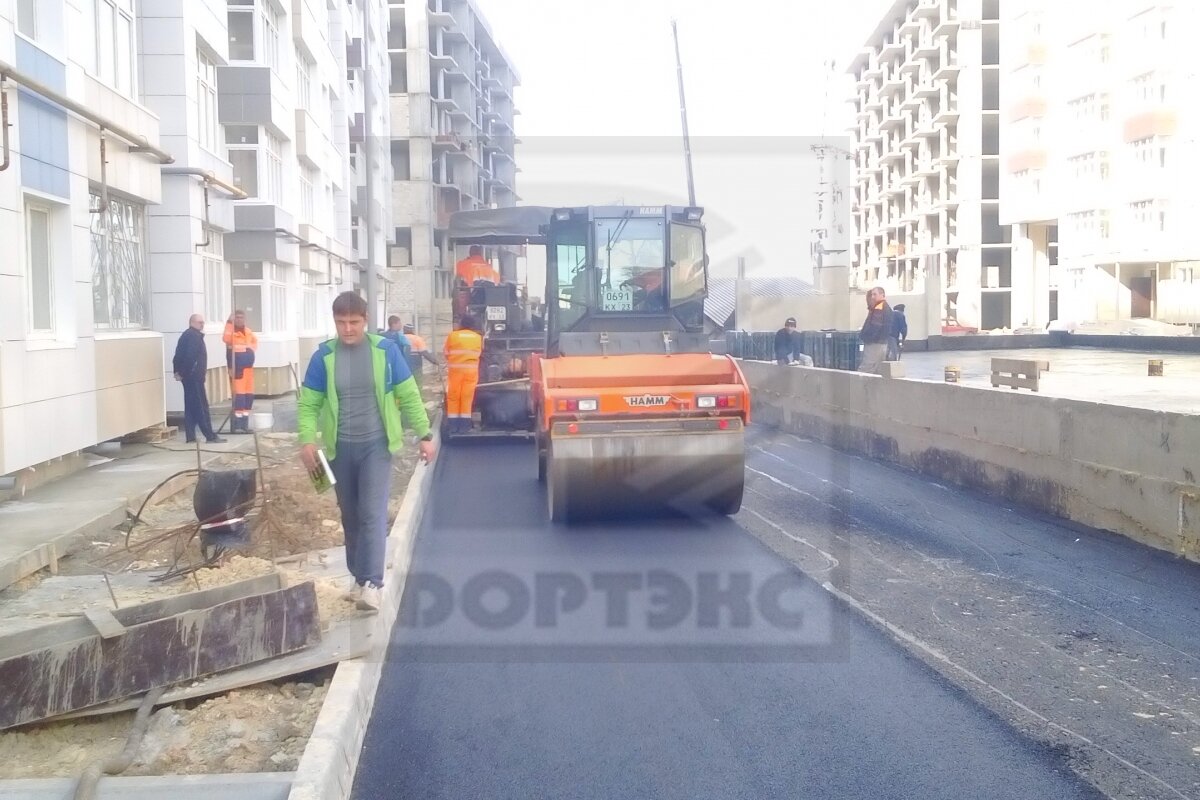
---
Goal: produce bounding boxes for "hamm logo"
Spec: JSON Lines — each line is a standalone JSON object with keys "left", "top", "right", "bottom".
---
{"left": 625, "top": 395, "right": 669, "bottom": 407}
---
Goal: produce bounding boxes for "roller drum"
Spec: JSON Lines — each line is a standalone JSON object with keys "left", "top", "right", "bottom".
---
{"left": 545, "top": 418, "right": 745, "bottom": 523}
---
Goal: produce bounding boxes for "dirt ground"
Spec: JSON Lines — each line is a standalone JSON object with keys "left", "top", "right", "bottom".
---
{"left": 119, "top": 432, "right": 419, "bottom": 573}
{"left": 0, "top": 430, "right": 424, "bottom": 779}
{"left": 0, "top": 676, "right": 332, "bottom": 779}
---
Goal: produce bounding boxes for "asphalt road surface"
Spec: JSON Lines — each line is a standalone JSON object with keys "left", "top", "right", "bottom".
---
{"left": 343, "top": 427, "right": 1200, "bottom": 800}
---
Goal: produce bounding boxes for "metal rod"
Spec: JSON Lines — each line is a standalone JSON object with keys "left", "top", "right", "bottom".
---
{"left": 161, "top": 166, "right": 247, "bottom": 200}
{"left": 0, "top": 77, "right": 10, "bottom": 172}
{"left": 671, "top": 19, "right": 697, "bottom": 207}
{"left": 197, "top": 185, "right": 211, "bottom": 248}
{"left": 0, "top": 58, "right": 173, "bottom": 164}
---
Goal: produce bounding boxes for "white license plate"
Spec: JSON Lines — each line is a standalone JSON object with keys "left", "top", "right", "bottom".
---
{"left": 486, "top": 306, "right": 507, "bottom": 321}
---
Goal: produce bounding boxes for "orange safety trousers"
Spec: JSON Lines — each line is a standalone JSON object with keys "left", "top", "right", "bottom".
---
{"left": 444, "top": 327, "right": 483, "bottom": 420}
{"left": 446, "top": 366, "right": 479, "bottom": 419}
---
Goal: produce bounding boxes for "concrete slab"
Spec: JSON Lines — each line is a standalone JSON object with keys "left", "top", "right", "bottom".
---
{"left": 0, "top": 773, "right": 293, "bottom": 799}
{"left": 897, "top": 347, "right": 1200, "bottom": 414}
{"left": 0, "top": 437, "right": 254, "bottom": 593}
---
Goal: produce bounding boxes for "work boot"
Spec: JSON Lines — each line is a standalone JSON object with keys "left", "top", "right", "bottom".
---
{"left": 357, "top": 582, "right": 382, "bottom": 612}
{"left": 343, "top": 579, "right": 362, "bottom": 603}
{"left": 206, "top": 436, "right": 228, "bottom": 444}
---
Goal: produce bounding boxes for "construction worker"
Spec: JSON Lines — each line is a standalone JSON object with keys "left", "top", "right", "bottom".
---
{"left": 455, "top": 245, "right": 500, "bottom": 286}
{"left": 223, "top": 310, "right": 258, "bottom": 433}
{"left": 297, "top": 292, "right": 434, "bottom": 612}
{"left": 402, "top": 323, "right": 439, "bottom": 367}
{"left": 401, "top": 322, "right": 438, "bottom": 392}
{"left": 381, "top": 315, "right": 412, "bottom": 359}
{"left": 444, "top": 313, "right": 483, "bottom": 433}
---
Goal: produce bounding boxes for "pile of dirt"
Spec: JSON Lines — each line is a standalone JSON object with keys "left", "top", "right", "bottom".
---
{"left": 119, "top": 433, "right": 418, "bottom": 568}
{"left": 0, "top": 680, "right": 328, "bottom": 779}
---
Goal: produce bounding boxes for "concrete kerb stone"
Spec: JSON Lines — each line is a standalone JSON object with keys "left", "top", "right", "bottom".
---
{"left": 287, "top": 432, "right": 440, "bottom": 800}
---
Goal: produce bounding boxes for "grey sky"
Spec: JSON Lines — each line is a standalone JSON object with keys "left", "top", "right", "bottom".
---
{"left": 477, "top": 0, "right": 888, "bottom": 285}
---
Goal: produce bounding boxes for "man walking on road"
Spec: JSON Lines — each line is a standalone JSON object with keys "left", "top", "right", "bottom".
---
{"left": 297, "top": 292, "right": 435, "bottom": 611}
{"left": 858, "top": 286, "right": 895, "bottom": 374}
{"left": 172, "top": 314, "right": 226, "bottom": 444}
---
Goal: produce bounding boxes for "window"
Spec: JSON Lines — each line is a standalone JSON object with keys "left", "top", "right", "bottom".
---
{"left": 301, "top": 271, "right": 319, "bottom": 331}
{"left": 594, "top": 218, "right": 666, "bottom": 313}
{"left": 197, "top": 47, "right": 220, "bottom": 153}
{"left": 296, "top": 55, "right": 312, "bottom": 109}
{"left": 228, "top": 0, "right": 255, "bottom": 61}
{"left": 232, "top": 261, "right": 264, "bottom": 331}
{"left": 17, "top": 0, "right": 38, "bottom": 39}
{"left": 95, "top": 0, "right": 135, "bottom": 96}
{"left": 262, "top": 2, "right": 282, "bottom": 73}
{"left": 300, "top": 164, "right": 314, "bottom": 221}
{"left": 26, "top": 201, "right": 53, "bottom": 332}
{"left": 91, "top": 192, "right": 149, "bottom": 329}
{"left": 668, "top": 223, "right": 706, "bottom": 310}
{"left": 227, "top": 126, "right": 259, "bottom": 196}
{"left": 201, "top": 232, "right": 228, "bottom": 323}
{"left": 268, "top": 263, "right": 289, "bottom": 332}
{"left": 264, "top": 131, "right": 283, "bottom": 203}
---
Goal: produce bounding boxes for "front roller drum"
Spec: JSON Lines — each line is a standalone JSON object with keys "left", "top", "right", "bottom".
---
{"left": 545, "top": 418, "right": 745, "bottom": 523}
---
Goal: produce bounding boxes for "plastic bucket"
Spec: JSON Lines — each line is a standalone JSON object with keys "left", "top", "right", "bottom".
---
{"left": 251, "top": 411, "right": 274, "bottom": 431}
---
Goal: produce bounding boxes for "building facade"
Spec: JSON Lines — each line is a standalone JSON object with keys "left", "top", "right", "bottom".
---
{"left": 1, "top": 0, "right": 391, "bottom": 477}
{"left": 849, "top": 0, "right": 1008, "bottom": 336}
{"left": 2, "top": 0, "right": 167, "bottom": 476}
{"left": 1001, "top": 0, "right": 1200, "bottom": 328}
{"left": 386, "top": 0, "right": 519, "bottom": 348}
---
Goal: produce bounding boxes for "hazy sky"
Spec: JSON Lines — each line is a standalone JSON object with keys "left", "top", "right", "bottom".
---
{"left": 476, "top": 0, "right": 891, "bottom": 282}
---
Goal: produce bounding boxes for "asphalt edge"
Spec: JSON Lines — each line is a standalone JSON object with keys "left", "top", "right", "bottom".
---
{"left": 287, "top": 432, "right": 439, "bottom": 800}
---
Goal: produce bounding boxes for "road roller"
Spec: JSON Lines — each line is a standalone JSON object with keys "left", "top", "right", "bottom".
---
{"left": 531, "top": 204, "right": 751, "bottom": 523}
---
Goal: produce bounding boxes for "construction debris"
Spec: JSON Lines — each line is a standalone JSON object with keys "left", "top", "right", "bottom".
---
{"left": 0, "top": 575, "right": 320, "bottom": 730}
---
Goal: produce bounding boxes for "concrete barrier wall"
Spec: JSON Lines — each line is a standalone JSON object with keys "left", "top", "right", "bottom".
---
{"left": 742, "top": 361, "right": 1200, "bottom": 560}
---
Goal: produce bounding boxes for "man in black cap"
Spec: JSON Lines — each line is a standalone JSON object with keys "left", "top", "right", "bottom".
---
{"left": 774, "top": 317, "right": 813, "bottom": 366}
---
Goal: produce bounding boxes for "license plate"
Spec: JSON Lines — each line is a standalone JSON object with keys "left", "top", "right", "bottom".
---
{"left": 486, "top": 306, "right": 507, "bottom": 321}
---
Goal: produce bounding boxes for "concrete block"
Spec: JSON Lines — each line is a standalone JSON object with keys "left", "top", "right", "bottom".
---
{"left": 879, "top": 361, "right": 906, "bottom": 379}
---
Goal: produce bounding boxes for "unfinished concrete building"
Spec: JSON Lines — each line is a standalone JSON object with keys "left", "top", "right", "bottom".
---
{"left": 386, "top": 0, "right": 520, "bottom": 347}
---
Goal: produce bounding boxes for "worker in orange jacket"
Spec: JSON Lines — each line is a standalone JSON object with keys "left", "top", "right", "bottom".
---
{"left": 455, "top": 245, "right": 500, "bottom": 286}
{"left": 223, "top": 310, "right": 259, "bottom": 433}
{"left": 443, "top": 314, "right": 483, "bottom": 434}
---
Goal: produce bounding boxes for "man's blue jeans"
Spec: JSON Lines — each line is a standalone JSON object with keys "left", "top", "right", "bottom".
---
{"left": 329, "top": 437, "right": 392, "bottom": 586}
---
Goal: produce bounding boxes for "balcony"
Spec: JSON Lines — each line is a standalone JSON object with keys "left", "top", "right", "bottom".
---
{"left": 427, "top": 8, "right": 456, "bottom": 28}
{"left": 914, "top": 0, "right": 940, "bottom": 20}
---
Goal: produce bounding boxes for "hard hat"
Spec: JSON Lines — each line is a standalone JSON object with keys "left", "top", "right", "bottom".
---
{"left": 403, "top": 323, "right": 415, "bottom": 332}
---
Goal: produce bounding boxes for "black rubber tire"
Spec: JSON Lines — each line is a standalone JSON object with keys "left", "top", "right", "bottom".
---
{"left": 536, "top": 433, "right": 547, "bottom": 483}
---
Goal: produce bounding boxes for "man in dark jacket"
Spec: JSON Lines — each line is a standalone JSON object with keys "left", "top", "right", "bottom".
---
{"left": 173, "top": 314, "right": 225, "bottom": 444}
{"left": 888, "top": 303, "right": 909, "bottom": 361}
{"left": 774, "top": 317, "right": 798, "bottom": 365}
{"left": 858, "top": 286, "right": 895, "bottom": 374}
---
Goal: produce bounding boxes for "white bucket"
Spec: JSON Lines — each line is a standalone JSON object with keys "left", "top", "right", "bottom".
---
{"left": 251, "top": 411, "right": 275, "bottom": 431}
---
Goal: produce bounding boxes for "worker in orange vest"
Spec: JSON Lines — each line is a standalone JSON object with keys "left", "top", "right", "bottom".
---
{"left": 223, "top": 310, "right": 259, "bottom": 433}
{"left": 455, "top": 245, "right": 500, "bottom": 286}
{"left": 402, "top": 322, "right": 439, "bottom": 390}
{"left": 443, "top": 314, "right": 483, "bottom": 434}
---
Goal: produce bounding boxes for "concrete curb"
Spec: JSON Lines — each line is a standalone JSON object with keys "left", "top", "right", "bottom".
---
{"left": 287, "top": 434, "right": 439, "bottom": 800}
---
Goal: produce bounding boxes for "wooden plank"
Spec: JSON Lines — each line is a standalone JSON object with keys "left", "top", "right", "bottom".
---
{"left": 50, "top": 613, "right": 374, "bottom": 721}
{"left": 83, "top": 609, "right": 126, "bottom": 639}
{"left": 0, "top": 581, "right": 319, "bottom": 730}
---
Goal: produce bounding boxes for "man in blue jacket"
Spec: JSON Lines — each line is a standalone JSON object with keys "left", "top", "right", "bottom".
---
{"left": 172, "top": 314, "right": 225, "bottom": 444}
{"left": 297, "top": 292, "right": 435, "bottom": 611}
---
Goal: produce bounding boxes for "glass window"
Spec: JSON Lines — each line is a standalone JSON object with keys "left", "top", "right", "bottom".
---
{"left": 594, "top": 217, "right": 665, "bottom": 312}
{"left": 264, "top": 132, "right": 283, "bottom": 203}
{"left": 197, "top": 47, "right": 220, "bottom": 153}
{"left": 228, "top": 7, "right": 254, "bottom": 61}
{"left": 18, "top": 0, "right": 38, "bottom": 39}
{"left": 26, "top": 202, "right": 53, "bottom": 332}
{"left": 668, "top": 223, "right": 706, "bottom": 309}
{"left": 233, "top": 285, "right": 263, "bottom": 331}
{"left": 300, "top": 164, "right": 314, "bottom": 221}
{"left": 229, "top": 149, "right": 259, "bottom": 196}
{"left": 296, "top": 55, "right": 312, "bottom": 109}
{"left": 262, "top": 3, "right": 281, "bottom": 72}
{"left": 552, "top": 223, "right": 589, "bottom": 329}
{"left": 201, "top": 232, "right": 227, "bottom": 323}
{"left": 97, "top": 1, "right": 115, "bottom": 85}
{"left": 90, "top": 193, "right": 149, "bottom": 329}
